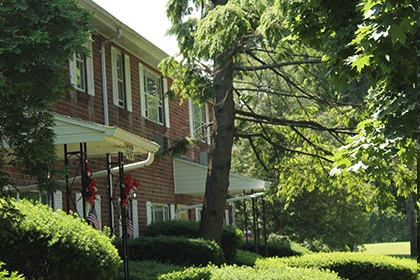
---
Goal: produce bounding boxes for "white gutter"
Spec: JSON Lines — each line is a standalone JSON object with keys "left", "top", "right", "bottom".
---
{"left": 93, "top": 151, "right": 155, "bottom": 177}
{"left": 175, "top": 192, "right": 264, "bottom": 213}
{"left": 100, "top": 28, "right": 122, "bottom": 126}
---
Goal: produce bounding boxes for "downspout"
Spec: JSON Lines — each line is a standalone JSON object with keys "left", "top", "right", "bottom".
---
{"left": 14, "top": 151, "right": 155, "bottom": 191}
{"left": 100, "top": 28, "right": 123, "bottom": 126}
{"left": 93, "top": 151, "right": 155, "bottom": 178}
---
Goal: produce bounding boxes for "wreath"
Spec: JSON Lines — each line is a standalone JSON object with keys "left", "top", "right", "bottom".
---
{"left": 85, "top": 167, "right": 97, "bottom": 206}
{"left": 122, "top": 174, "right": 140, "bottom": 206}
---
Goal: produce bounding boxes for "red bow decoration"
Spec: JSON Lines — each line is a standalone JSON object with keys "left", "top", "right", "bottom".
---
{"left": 85, "top": 167, "right": 97, "bottom": 206}
{"left": 122, "top": 174, "right": 139, "bottom": 206}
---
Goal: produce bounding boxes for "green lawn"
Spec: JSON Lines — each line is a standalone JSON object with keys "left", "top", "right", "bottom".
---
{"left": 362, "top": 241, "right": 410, "bottom": 257}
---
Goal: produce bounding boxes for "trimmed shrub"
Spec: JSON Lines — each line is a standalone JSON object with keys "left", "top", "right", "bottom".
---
{"left": 145, "top": 220, "right": 242, "bottom": 263}
{"left": 241, "top": 239, "right": 311, "bottom": 257}
{"left": 0, "top": 198, "right": 121, "bottom": 280}
{"left": 115, "top": 235, "right": 225, "bottom": 266}
{"left": 220, "top": 226, "right": 243, "bottom": 263}
{"left": 256, "top": 252, "right": 419, "bottom": 280}
{"left": 158, "top": 263, "right": 342, "bottom": 280}
{"left": 145, "top": 220, "right": 198, "bottom": 237}
{"left": 119, "top": 261, "right": 183, "bottom": 280}
{"left": 233, "top": 249, "right": 262, "bottom": 266}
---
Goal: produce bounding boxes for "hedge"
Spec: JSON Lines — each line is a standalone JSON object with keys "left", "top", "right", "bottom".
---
{"left": 158, "top": 263, "right": 341, "bottom": 280}
{"left": 145, "top": 220, "right": 242, "bottom": 263}
{"left": 234, "top": 249, "right": 262, "bottom": 266}
{"left": 115, "top": 235, "right": 225, "bottom": 266}
{"left": 256, "top": 252, "right": 418, "bottom": 280}
{"left": 118, "top": 261, "right": 183, "bottom": 280}
{"left": 0, "top": 198, "right": 121, "bottom": 280}
{"left": 240, "top": 239, "right": 311, "bottom": 257}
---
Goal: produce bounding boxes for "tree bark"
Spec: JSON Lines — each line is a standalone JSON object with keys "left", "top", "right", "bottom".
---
{"left": 416, "top": 41, "right": 419, "bottom": 262}
{"left": 199, "top": 51, "right": 234, "bottom": 244}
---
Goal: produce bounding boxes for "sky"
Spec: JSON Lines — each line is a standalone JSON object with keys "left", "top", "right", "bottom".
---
{"left": 93, "top": 0, "right": 179, "bottom": 56}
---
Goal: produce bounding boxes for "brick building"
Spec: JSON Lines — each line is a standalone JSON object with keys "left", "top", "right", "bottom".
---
{"left": 14, "top": 0, "right": 265, "bottom": 237}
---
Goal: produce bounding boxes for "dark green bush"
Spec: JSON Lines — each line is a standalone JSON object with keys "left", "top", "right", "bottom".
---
{"left": 115, "top": 235, "right": 225, "bottom": 266}
{"left": 240, "top": 239, "right": 311, "bottom": 257}
{"left": 158, "top": 263, "right": 341, "bottom": 280}
{"left": 257, "top": 252, "right": 419, "bottom": 280}
{"left": 220, "top": 225, "right": 243, "bottom": 263}
{"left": 145, "top": 220, "right": 198, "bottom": 237}
{"left": 0, "top": 198, "right": 121, "bottom": 280}
{"left": 144, "top": 220, "right": 242, "bottom": 263}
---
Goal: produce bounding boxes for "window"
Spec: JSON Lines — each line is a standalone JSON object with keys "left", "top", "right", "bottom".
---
{"left": 146, "top": 202, "right": 174, "bottom": 225}
{"left": 111, "top": 47, "right": 132, "bottom": 111}
{"left": 17, "top": 190, "right": 62, "bottom": 210}
{"left": 176, "top": 204, "right": 189, "bottom": 220}
{"left": 75, "top": 192, "right": 101, "bottom": 228}
{"left": 69, "top": 39, "right": 94, "bottom": 95}
{"left": 139, "top": 64, "right": 169, "bottom": 126}
{"left": 189, "top": 99, "right": 210, "bottom": 143}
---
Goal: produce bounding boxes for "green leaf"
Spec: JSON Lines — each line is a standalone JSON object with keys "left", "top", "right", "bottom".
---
{"left": 389, "top": 23, "right": 407, "bottom": 45}
{"left": 350, "top": 54, "right": 373, "bottom": 72}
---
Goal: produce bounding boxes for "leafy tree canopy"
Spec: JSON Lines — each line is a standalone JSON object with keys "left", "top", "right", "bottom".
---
{"left": 284, "top": 0, "right": 418, "bottom": 167}
{"left": 0, "top": 0, "right": 91, "bottom": 190}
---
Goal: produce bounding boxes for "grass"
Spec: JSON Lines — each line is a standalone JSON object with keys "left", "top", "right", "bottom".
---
{"left": 362, "top": 241, "right": 411, "bottom": 257}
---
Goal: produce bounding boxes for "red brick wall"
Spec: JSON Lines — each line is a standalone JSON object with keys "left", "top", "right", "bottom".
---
{"left": 50, "top": 32, "right": 211, "bottom": 235}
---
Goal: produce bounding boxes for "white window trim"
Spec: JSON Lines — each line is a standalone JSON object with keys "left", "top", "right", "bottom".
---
{"left": 111, "top": 47, "right": 132, "bottom": 112}
{"left": 53, "top": 191, "right": 63, "bottom": 210}
{"left": 163, "top": 78, "right": 170, "bottom": 128}
{"left": 69, "top": 38, "right": 95, "bottom": 96}
{"left": 131, "top": 199, "right": 139, "bottom": 238}
{"left": 195, "top": 207, "right": 202, "bottom": 222}
{"left": 75, "top": 192, "right": 101, "bottom": 227}
{"left": 224, "top": 209, "right": 229, "bottom": 225}
{"left": 139, "top": 63, "right": 169, "bottom": 127}
{"left": 189, "top": 99, "right": 210, "bottom": 143}
{"left": 146, "top": 201, "right": 173, "bottom": 225}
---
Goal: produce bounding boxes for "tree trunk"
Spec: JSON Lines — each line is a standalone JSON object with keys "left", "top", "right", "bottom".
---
{"left": 199, "top": 51, "right": 234, "bottom": 244}
{"left": 417, "top": 80, "right": 420, "bottom": 262}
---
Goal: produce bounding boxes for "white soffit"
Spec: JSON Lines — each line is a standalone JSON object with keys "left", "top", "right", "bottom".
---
{"left": 173, "top": 158, "right": 266, "bottom": 195}
{"left": 53, "top": 114, "right": 160, "bottom": 159}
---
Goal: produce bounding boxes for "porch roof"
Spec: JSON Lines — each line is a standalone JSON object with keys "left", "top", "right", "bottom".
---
{"left": 173, "top": 158, "right": 266, "bottom": 195}
{"left": 53, "top": 114, "right": 160, "bottom": 159}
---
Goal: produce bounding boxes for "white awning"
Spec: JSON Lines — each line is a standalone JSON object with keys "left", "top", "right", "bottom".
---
{"left": 53, "top": 114, "right": 160, "bottom": 159}
{"left": 173, "top": 158, "right": 266, "bottom": 195}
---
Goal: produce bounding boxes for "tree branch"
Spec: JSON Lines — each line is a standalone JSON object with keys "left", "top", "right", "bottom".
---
{"left": 235, "top": 109, "right": 356, "bottom": 135}
{"left": 234, "top": 58, "right": 322, "bottom": 71}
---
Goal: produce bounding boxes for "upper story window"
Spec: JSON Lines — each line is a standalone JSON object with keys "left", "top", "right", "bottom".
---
{"left": 111, "top": 47, "right": 132, "bottom": 111}
{"left": 69, "top": 39, "right": 94, "bottom": 95}
{"left": 189, "top": 99, "right": 210, "bottom": 143}
{"left": 139, "top": 63, "right": 169, "bottom": 126}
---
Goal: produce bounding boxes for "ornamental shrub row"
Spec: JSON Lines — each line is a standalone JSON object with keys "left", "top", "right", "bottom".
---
{"left": 256, "top": 252, "right": 419, "bottom": 280}
{"left": 240, "top": 239, "right": 311, "bottom": 258}
{"left": 0, "top": 198, "right": 121, "bottom": 280}
{"left": 145, "top": 220, "right": 242, "bottom": 263}
{"left": 115, "top": 235, "right": 225, "bottom": 266}
{"left": 158, "top": 263, "right": 341, "bottom": 280}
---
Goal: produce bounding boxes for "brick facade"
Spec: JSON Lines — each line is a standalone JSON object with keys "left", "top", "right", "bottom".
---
{"left": 11, "top": 0, "right": 264, "bottom": 237}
